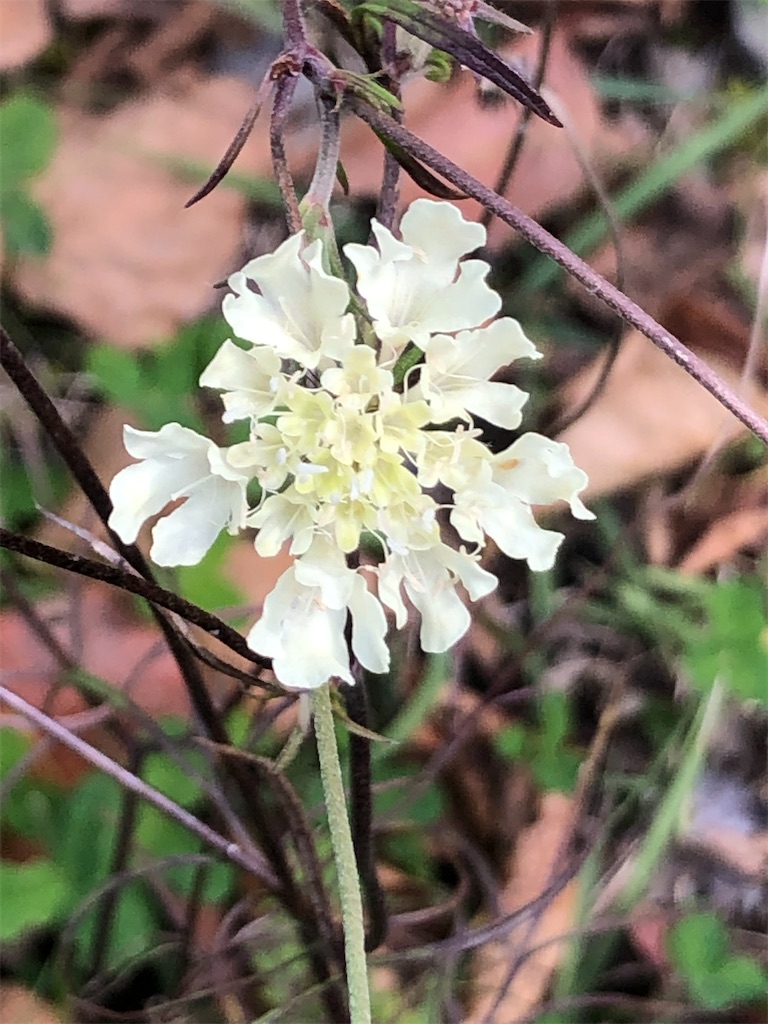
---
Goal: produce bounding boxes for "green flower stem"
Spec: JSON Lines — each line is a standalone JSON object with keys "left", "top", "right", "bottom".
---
{"left": 312, "top": 682, "right": 372, "bottom": 1024}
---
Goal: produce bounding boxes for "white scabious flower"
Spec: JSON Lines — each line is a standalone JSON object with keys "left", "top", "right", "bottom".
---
{"left": 223, "top": 234, "right": 356, "bottom": 369}
{"left": 108, "top": 423, "right": 249, "bottom": 566}
{"left": 344, "top": 199, "right": 501, "bottom": 362}
{"left": 108, "top": 199, "right": 594, "bottom": 690}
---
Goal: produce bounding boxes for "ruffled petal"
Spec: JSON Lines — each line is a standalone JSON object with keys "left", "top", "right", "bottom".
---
{"left": 348, "top": 575, "right": 390, "bottom": 674}
{"left": 149, "top": 476, "right": 245, "bottom": 566}
{"left": 199, "top": 340, "right": 281, "bottom": 422}
{"left": 246, "top": 568, "right": 353, "bottom": 689}
{"left": 494, "top": 434, "right": 594, "bottom": 520}
{"left": 399, "top": 198, "right": 486, "bottom": 271}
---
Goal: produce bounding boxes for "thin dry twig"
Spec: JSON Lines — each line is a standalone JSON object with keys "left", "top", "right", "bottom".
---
{"left": 347, "top": 100, "right": 768, "bottom": 447}
{"left": 0, "top": 527, "right": 272, "bottom": 674}
{"left": 0, "top": 684, "right": 279, "bottom": 887}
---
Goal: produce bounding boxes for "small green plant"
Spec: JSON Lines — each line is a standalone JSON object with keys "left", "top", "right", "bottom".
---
{"left": 668, "top": 911, "right": 768, "bottom": 1010}
{"left": 493, "top": 691, "right": 582, "bottom": 794}
{"left": 0, "top": 719, "right": 233, "bottom": 984}
{"left": 0, "top": 93, "right": 56, "bottom": 257}
{"left": 86, "top": 315, "right": 232, "bottom": 434}
{"left": 684, "top": 577, "right": 768, "bottom": 705}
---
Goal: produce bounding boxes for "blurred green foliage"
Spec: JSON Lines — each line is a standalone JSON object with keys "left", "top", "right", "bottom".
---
{"left": 493, "top": 691, "right": 582, "bottom": 794}
{"left": 86, "top": 314, "right": 232, "bottom": 433}
{"left": 0, "top": 718, "right": 233, "bottom": 980}
{"left": 0, "top": 94, "right": 56, "bottom": 257}
{"left": 668, "top": 911, "right": 768, "bottom": 1010}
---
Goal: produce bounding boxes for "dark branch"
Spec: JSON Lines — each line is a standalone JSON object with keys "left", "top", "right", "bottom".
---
{"left": 0, "top": 527, "right": 273, "bottom": 676}
{"left": 346, "top": 101, "right": 768, "bottom": 447}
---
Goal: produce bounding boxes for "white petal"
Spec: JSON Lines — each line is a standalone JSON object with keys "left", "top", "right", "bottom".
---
{"left": 108, "top": 424, "right": 212, "bottom": 544}
{"left": 224, "top": 233, "right": 354, "bottom": 368}
{"left": 494, "top": 433, "right": 594, "bottom": 519}
{"left": 377, "top": 556, "right": 409, "bottom": 627}
{"left": 294, "top": 536, "right": 356, "bottom": 609}
{"left": 421, "top": 259, "right": 500, "bottom": 335}
{"left": 449, "top": 506, "right": 485, "bottom": 548}
{"left": 246, "top": 568, "right": 353, "bottom": 689}
{"left": 399, "top": 199, "right": 486, "bottom": 270}
{"left": 438, "top": 545, "right": 498, "bottom": 601}
{"left": 479, "top": 500, "right": 564, "bottom": 572}
{"left": 199, "top": 340, "right": 281, "bottom": 422}
{"left": 122, "top": 422, "right": 210, "bottom": 461}
{"left": 348, "top": 575, "right": 390, "bottom": 674}
{"left": 275, "top": 601, "right": 352, "bottom": 689}
{"left": 406, "top": 574, "right": 470, "bottom": 653}
{"left": 149, "top": 476, "right": 245, "bottom": 566}
{"left": 109, "top": 458, "right": 195, "bottom": 545}
{"left": 250, "top": 493, "right": 316, "bottom": 557}
{"left": 426, "top": 318, "right": 539, "bottom": 379}
{"left": 200, "top": 339, "right": 280, "bottom": 390}
{"left": 459, "top": 380, "right": 529, "bottom": 429}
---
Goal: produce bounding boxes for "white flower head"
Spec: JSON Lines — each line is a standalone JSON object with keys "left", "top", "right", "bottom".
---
{"left": 247, "top": 537, "right": 389, "bottom": 689}
{"left": 223, "top": 234, "right": 356, "bottom": 369}
{"left": 344, "top": 199, "right": 501, "bottom": 362}
{"left": 108, "top": 200, "right": 593, "bottom": 691}
{"left": 108, "top": 423, "right": 249, "bottom": 566}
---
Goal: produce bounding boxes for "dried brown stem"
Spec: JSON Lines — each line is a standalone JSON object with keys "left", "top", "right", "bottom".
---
{"left": 0, "top": 527, "right": 271, "bottom": 675}
{"left": 0, "top": 684, "right": 279, "bottom": 887}
{"left": 347, "top": 100, "right": 768, "bottom": 446}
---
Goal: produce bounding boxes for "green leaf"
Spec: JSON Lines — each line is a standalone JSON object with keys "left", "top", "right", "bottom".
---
{"left": 54, "top": 774, "right": 122, "bottom": 897}
{"left": 0, "top": 456, "right": 37, "bottom": 528}
{"left": 0, "top": 190, "right": 52, "bottom": 256}
{"left": 493, "top": 723, "right": 526, "bottom": 760}
{"left": 70, "top": 881, "right": 160, "bottom": 974}
{"left": 87, "top": 315, "right": 231, "bottom": 431}
{"left": 684, "top": 578, "right": 768, "bottom": 703}
{"left": 0, "top": 94, "right": 57, "bottom": 187}
{"left": 93, "top": 886, "right": 158, "bottom": 971}
{"left": 175, "top": 531, "right": 244, "bottom": 611}
{"left": 668, "top": 911, "right": 726, "bottom": 977}
{"left": 702, "top": 956, "right": 768, "bottom": 1009}
{"left": 135, "top": 805, "right": 233, "bottom": 900}
{"left": 0, "top": 727, "right": 30, "bottom": 778}
{"left": 0, "top": 859, "right": 69, "bottom": 941}
{"left": 669, "top": 912, "right": 768, "bottom": 1009}
{"left": 141, "top": 750, "right": 205, "bottom": 810}
{"left": 87, "top": 346, "right": 145, "bottom": 407}
{"left": 493, "top": 694, "right": 581, "bottom": 793}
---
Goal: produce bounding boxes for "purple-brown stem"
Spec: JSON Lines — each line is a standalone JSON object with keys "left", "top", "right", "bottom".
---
{"left": 348, "top": 99, "right": 768, "bottom": 447}
{"left": 270, "top": 73, "right": 302, "bottom": 234}
{"left": 0, "top": 684, "right": 279, "bottom": 887}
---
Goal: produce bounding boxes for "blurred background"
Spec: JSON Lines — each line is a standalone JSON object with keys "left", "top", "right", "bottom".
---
{"left": 1, "top": 1, "right": 767, "bottom": 1021}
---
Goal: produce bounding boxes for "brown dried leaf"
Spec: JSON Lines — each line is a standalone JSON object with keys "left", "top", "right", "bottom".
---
{"left": 0, "top": 0, "right": 52, "bottom": 71}
{"left": 59, "top": 0, "right": 129, "bottom": 17}
{"left": 334, "top": 27, "right": 641, "bottom": 239}
{"left": 0, "top": 585, "right": 192, "bottom": 785}
{"left": 558, "top": 329, "right": 768, "bottom": 499}
{"left": 468, "top": 792, "right": 578, "bottom": 1023}
{"left": 677, "top": 506, "right": 768, "bottom": 575}
{"left": 14, "top": 73, "right": 270, "bottom": 347}
{"left": 0, "top": 984, "right": 61, "bottom": 1024}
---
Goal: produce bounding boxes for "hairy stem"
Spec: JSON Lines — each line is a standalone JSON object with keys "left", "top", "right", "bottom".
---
{"left": 344, "top": 681, "right": 388, "bottom": 952}
{"left": 312, "top": 682, "right": 371, "bottom": 1024}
